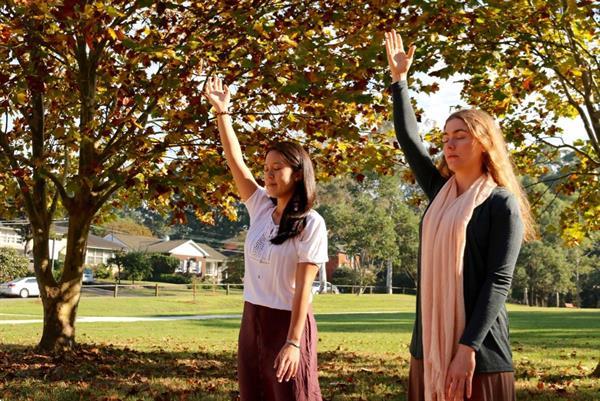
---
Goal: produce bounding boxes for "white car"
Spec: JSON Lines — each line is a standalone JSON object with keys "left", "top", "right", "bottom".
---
{"left": 82, "top": 268, "right": 94, "bottom": 284}
{"left": 311, "top": 281, "right": 340, "bottom": 295}
{"left": 0, "top": 277, "right": 40, "bottom": 298}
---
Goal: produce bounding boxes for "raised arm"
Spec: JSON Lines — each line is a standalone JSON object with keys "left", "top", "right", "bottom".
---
{"left": 204, "top": 76, "right": 259, "bottom": 201}
{"left": 385, "top": 30, "right": 444, "bottom": 199}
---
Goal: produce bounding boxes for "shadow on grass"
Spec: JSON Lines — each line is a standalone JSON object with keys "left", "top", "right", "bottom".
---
{"left": 0, "top": 343, "right": 239, "bottom": 401}
{"left": 2, "top": 343, "right": 598, "bottom": 401}
{"left": 0, "top": 343, "right": 410, "bottom": 401}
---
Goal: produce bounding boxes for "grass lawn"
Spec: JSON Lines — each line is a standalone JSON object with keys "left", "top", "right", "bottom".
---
{"left": 0, "top": 294, "right": 598, "bottom": 400}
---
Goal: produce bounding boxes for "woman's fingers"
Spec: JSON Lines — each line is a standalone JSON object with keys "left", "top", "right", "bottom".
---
{"left": 396, "top": 30, "right": 405, "bottom": 53}
{"left": 407, "top": 44, "right": 416, "bottom": 60}
{"left": 445, "top": 373, "right": 469, "bottom": 401}
{"left": 283, "top": 362, "right": 294, "bottom": 382}
{"left": 454, "top": 377, "right": 465, "bottom": 401}
{"left": 446, "top": 372, "right": 461, "bottom": 400}
{"left": 276, "top": 360, "right": 283, "bottom": 380}
{"left": 276, "top": 358, "right": 291, "bottom": 382}
{"left": 392, "top": 29, "right": 400, "bottom": 52}
{"left": 466, "top": 371, "right": 474, "bottom": 399}
{"left": 385, "top": 33, "right": 395, "bottom": 67}
{"left": 284, "top": 360, "right": 295, "bottom": 382}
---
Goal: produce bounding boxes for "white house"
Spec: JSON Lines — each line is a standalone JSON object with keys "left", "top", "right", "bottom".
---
{"left": 0, "top": 226, "right": 27, "bottom": 250}
{"left": 103, "top": 233, "right": 228, "bottom": 280}
{"left": 0, "top": 224, "right": 125, "bottom": 269}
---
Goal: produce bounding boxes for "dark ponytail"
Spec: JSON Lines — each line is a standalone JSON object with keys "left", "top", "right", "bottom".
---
{"left": 267, "top": 142, "right": 316, "bottom": 244}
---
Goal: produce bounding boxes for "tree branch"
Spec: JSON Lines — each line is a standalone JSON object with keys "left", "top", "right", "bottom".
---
{"left": 537, "top": 137, "right": 600, "bottom": 166}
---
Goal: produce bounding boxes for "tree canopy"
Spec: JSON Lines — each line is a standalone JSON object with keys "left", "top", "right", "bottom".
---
{"left": 0, "top": 0, "right": 596, "bottom": 351}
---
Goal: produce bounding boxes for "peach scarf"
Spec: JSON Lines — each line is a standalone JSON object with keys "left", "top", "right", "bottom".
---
{"left": 421, "top": 173, "right": 497, "bottom": 401}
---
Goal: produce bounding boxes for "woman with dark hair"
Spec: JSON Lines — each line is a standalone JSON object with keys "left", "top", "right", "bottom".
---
{"left": 384, "top": 30, "right": 536, "bottom": 401}
{"left": 204, "top": 76, "right": 327, "bottom": 401}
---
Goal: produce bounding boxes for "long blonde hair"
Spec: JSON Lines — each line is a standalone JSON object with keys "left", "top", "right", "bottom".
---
{"left": 439, "top": 109, "right": 536, "bottom": 241}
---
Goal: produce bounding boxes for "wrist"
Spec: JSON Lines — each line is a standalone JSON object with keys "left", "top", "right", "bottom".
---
{"left": 285, "top": 339, "right": 300, "bottom": 349}
{"left": 458, "top": 344, "right": 475, "bottom": 355}
{"left": 215, "top": 110, "right": 231, "bottom": 116}
{"left": 392, "top": 74, "right": 407, "bottom": 83}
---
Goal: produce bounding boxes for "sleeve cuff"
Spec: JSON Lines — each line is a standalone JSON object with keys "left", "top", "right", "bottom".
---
{"left": 459, "top": 338, "right": 481, "bottom": 352}
{"left": 390, "top": 80, "right": 408, "bottom": 90}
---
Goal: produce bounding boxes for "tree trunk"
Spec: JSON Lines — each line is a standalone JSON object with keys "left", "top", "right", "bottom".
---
{"left": 592, "top": 361, "right": 600, "bottom": 378}
{"left": 529, "top": 287, "right": 535, "bottom": 307}
{"left": 38, "top": 288, "right": 80, "bottom": 351}
{"left": 37, "top": 212, "right": 91, "bottom": 352}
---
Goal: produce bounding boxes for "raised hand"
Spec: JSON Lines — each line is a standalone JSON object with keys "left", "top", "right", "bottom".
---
{"left": 385, "top": 30, "right": 416, "bottom": 83}
{"left": 204, "top": 76, "right": 230, "bottom": 113}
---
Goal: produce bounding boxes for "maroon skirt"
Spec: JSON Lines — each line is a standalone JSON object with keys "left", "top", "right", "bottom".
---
{"left": 408, "top": 357, "right": 515, "bottom": 401}
{"left": 237, "top": 301, "right": 322, "bottom": 401}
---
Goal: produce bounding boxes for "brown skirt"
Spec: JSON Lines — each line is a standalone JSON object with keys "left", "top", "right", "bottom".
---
{"left": 408, "top": 357, "right": 515, "bottom": 401}
{"left": 237, "top": 301, "right": 322, "bottom": 401}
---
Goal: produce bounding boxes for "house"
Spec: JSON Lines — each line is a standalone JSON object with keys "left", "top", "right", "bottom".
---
{"left": 0, "top": 221, "right": 228, "bottom": 280}
{"left": 82, "top": 234, "right": 127, "bottom": 266}
{"left": 145, "top": 238, "right": 208, "bottom": 274}
{"left": 52, "top": 224, "right": 126, "bottom": 266}
{"left": 0, "top": 223, "right": 125, "bottom": 269}
{"left": 103, "top": 233, "right": 228, "bottom": 280}
{"left": 325, "top": 251, "right": 358, "bottom": 278}
{"left": 0, "top": 225, "right": 27, "bottom": 250}
{"left": 194, "top": 242, "right": 228, "bottom": 281}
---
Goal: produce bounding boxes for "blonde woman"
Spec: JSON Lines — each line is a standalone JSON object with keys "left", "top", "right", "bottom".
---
{"left": 385, "top": 30, "right": 535, "bottom": 401}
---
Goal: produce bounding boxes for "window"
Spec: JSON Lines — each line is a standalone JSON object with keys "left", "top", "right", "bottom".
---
{"left": 206, "top": 262, "right": 217, "bottom": 276}
{"left": 0, "top": 230, "right": 21, "bottom": 244}
{"left": 85, "top": 248, "right": 111, "bottom": 266}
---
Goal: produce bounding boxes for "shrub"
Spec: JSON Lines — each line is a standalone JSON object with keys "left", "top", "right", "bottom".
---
{"left": 156, "top": 273, "right": 192, "bottom": 284}
{"left": 94, "top": 263, "right": 113, "bottom": 279}
{"left": 0, "top": 247, "right": 30, "bottom": 283}
{"left": 149, "top": 254, "right": 180, "bottom": 279}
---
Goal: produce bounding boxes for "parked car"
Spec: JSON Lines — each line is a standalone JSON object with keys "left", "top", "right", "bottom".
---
{"left": 311, "top": 281, "right": 340, "bottom": 295}
{"left": 0, "top": 277, "right": 40, "bottom": 298}
{"left": 82, "top": 268, "right": 94, "bottom": 284}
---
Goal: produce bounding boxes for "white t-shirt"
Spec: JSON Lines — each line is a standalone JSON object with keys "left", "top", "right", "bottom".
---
{"left": 243, "top": 187, "right": 329, "bottom": 311}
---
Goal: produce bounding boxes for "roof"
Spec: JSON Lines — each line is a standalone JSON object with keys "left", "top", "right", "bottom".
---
{"left": 104, "top": 233, "right": 162, "bottom": 251}
{"left": 145, "top": 239, "right": 190, "bottom": 253}
{"left": 86, "top": 234, "right": 127, "bottom": 251}
{"left": 51, "top": 224, "right": 68, "bottom": 235}
{"left": 196, "top": 243, "right": 227, "bottom": 261}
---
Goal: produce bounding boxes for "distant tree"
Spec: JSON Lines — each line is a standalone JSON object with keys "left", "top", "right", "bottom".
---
{"left": 107, "top": 251, "right": 126, "bottom": 284}
{"left": 517, "top": 241, "right": 572, "bottom": 306}
{"left": 318, "top": 174, "right": 420, "bottom": 286}
{"left": 93, "top": 217, "right": 153, "bottom": 237}
{"left": 576, "top": 233, "right": 600, "bottom": 308}
{"left": 119, "top": 252, "right": 152, "bottom": 284}
{"left": 221, "top": 255, "right": 244, "bottom": 284}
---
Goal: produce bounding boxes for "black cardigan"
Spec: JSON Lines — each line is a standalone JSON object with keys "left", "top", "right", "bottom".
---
{"left": 391, "top": 80, "right": 524, "bottom": 373}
